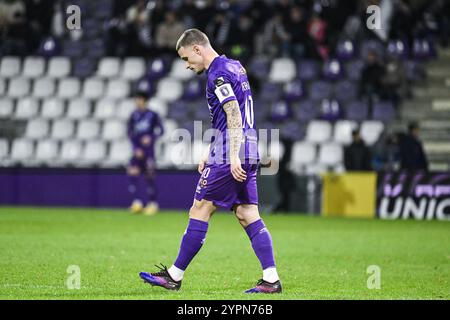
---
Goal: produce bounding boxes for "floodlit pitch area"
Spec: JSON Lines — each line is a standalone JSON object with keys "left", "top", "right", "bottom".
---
{"left": 0, "top": 207, "right": 448, "bottom": 300}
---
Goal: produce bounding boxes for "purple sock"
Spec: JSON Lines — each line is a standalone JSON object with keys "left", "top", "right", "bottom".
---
{"left": 245, "top": 219, "right": 276, "bottom": 269}
{"left": 128, "top": 175, "right": 139, "bottom": 200}
{"left": 174, "top": 218, "right": 209, "bottom": 271}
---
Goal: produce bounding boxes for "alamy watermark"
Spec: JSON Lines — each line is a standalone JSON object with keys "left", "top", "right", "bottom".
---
{"left": 66, "top": 265, "right": 81, "bottom": 289}
{"left": 366, "top": 5, "right": 381, "bottom": 30}
{"left": 366, "top": 265, "right": 381, "bottom": 290}
{"left": 66, "top": 5, "right": 81, "bottom": 30}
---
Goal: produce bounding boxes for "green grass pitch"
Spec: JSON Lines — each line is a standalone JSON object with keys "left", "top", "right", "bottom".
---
{"left": 0, "top": 206, "right": 449, "bottom": 300}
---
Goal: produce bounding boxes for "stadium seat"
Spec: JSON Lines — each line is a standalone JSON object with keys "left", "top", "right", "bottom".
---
{"left": 283, "top": 79, "right": 305, "bottom": 102}
{"left": 41, "top": 98, "right": 65, "bottom": 119}
{"left": 248, "top": 55, "right": 270, "bottom": 80}
{"left": 160, "top": 119, "right": 178, "bottom": 141}
{"left": 62, "top": 40, "right": 84, "bottom": 59}
{"left": 165, "top": 140, "right": 192, "bottom": 169}
{"left": 334, "top": 80, "right": 358, "bottom": 103}
{"left": 32, "top": 77, "right": 56, "bottom": 98}
{"left": 0, "top": 99, "right": 14, "bottom": 119}
{"left": 66, "top": 98, "right": 91, "bottom": 119}
{"left": 0, "top": 139, "right": 9, "bottom": 161}
{"left": 0, "top": 78, "right": 5, "bottom": 96}
{"left": 267, "top": 140, "right": 285, "bottom": 162}
{"left": 280, "top": 121, "right": 305, "bottom": 141}
{"left": 105, "top": 79, "right": 130, "bottom": 98}
{"left": 121, "top": 57, "right": 145, "bottom": 80}
{"left": 57, "top": 78, "right": 81, "bottom": 98}
{"left": 258, "top": 82, "right": 282, "bottom": 102}
{"left": 333, "top": 120, "right": 358, "bottom": 145}
{"left": 320, "top": 99, "right": 342, "bottom": 121}
{"left": 305, "top": 120, "right": 332, "bottom": 143}
{"left": 82, "top": 77, "right": 104, "bottom": 99}
{"left": 47, "top": 57, "right": 71, "bottom": 78}
{"left": 25, "top": 119, "right": 50, "bottom": 139}
{"left": 105, "top": 139, "right": 131, "bottom": 167}
{"left": 290, "top": 141, "right": 316, "bottom": 173}
{"left": 80, "top": 140, "right": 106, "bottom": 165}
{"left": 96, "top": 57, "right": 121, "bottom": 78}
{"left": 322, "top": 59, "right": 344, "bottom": 81}
{"left": 269, "top": 58, "right": 296, "bottom": 83}
{"left": 336, "top": 40, "right": 356, "bottom": 61}
{"left": 309, "top": 80, "right": 333, "bottom": 101}
{"left": 147, "top": 58, "right": 169, "bottom": 81}
{"left": 182, "top": 78, "right": 203, "bottom": 100}
{"left": 35, "top": 140, "right": 59, "bottom": 164}
{"left": 102, "top": 120, "right": 126, "bottom": 140}
{"left": 318, "top": 142, "right": 343, "bottom": 167}
{"left": 73, "top": 57, "right": 96, "bottom": 78}
{"left": 51, "top": 119, "right": 75, "bottom": 140}
{"left": 94, "top": 98, "right": 117, "bottom": 120}
{"left": 345, "top": 59, "right": 364, "bottom": 81}
{"left": 76, "top": 119, "right": 100, "bottom": 140}
{"left": 169, "top": 59, "right": 194, "bottom": 80}
{"left": 156, "top": 78, "right": 183, "bottom": 102}
{"left": 149, "top": 97, "right": 168, "bottom": 118}
{"left": 10, "top": 139, "right": 34, "bottom": 163}
{"left": 360, "top": 120, "right": 384, "bottom": 146}
{"left": 345, "top": 100, "right": 369, "bottom": 122}
{"left": 360, "top": 39, "right": 385, "bottom": 60}
{"left": 372, "top": 101, "right": 396, "bottom": 121}
{"left": 294, "top": 99, "right": 318, "bottom": 122}
{"left": 297, "top": 60, "right": 320, "bottom": 81}
{"left": 192, "top": 141, "right": 210, "bottom": 165}
{"left": 59, "top": 140, "right": 82, "bottom": 164}
{"left": 22, "top": 56, "right": 46, "bottom": 78}
{"left": 15, "top": 98, "right": 39, "bottom": 119}
{"left": 8, "top": 77, "right": 30, "bottom": 98}
{"left": 116, "top": 99, "right": 135, "bottom": 120}
{"left": 0, "top": 57, "right": 21, "bottom": 78}
{"left": 387, "top": 39, "right": 409, "bottom": 59}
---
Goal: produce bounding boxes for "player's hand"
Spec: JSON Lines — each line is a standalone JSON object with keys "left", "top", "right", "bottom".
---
{"left": 141, "top": 135, "right": 152, "bottom": 146}
{"left": 230, "top": 157, "right": 247, "bottom": 182}
{"left": 198, "top": 159, "right": 206, "bottom": 174}
{"left": 135, "top": 149, "right": 144, "bottom": 159}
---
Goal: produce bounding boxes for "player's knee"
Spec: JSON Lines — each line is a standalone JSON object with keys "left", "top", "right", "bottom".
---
{"left": 189, "top": 200, "right": 215, "bottom": 221}
{"left": 234, "top": 204, "right": 260, "bottom": 226}
{"left": 127, "top": 166, "right": 140, "bottom": 176}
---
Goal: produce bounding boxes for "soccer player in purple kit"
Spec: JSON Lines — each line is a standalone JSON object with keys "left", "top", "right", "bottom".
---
{"left": 139, "top": 29, "right": 282, "bottom": 293}
{"left": 127, "top": 90, "right": 164, "bottom": 216}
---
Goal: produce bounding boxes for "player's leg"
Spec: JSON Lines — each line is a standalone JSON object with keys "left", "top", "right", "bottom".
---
{"left": 142, "top": 159, "right": 158, "bottom": 216}
{"left": 139, "top": 199, "right": 216, "bottom": 290}
{"left": 127, "top": 165, "right": 143, "bottom": 213}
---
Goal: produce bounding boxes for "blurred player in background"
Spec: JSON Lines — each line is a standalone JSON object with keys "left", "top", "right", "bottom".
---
{"left": 127, "top": 91, "right": 164, "bottom": 215}
{"left": 139, "top": 29, "right": 282, "bottom": 294}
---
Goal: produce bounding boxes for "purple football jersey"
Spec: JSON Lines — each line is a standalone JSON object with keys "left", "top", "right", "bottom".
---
{"left": 127, "top": 108, "right": 164, "bottom": 157}
{"left": 205, "top": 55, "right": 259, "bottom": 164}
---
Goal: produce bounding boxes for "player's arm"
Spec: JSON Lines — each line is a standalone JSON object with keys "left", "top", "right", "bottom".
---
{"left": 154, "top": 113, "right": 164, "bottom": 139}
{"left": 223, "top": 99, "right": 247, "bottom": 182}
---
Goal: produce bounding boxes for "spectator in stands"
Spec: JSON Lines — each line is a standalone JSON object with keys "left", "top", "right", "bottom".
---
{"left": 262, "top": 13, "right": 290, "bottom": 57}
{"left": 125, "top": 0, "right": 151, "bottom": 55}
{"left": 344, "top": 129, "right": 372, "bottom": 171}
{"left": 227, "top": 13, "right": 256, "bottom": 62}
{"left": 307, "top": 13, "right": 328, "bottom": 60}
{"left": 359, "top": 50, "right": 385, "bottom": 103}
{"left": 205, "top": 11, "right": 231, "bottom": 54}
{"left": 283, "top": 6, "right": 310, "bottom": 59}
{"left": 274, "top": 138, "right": 296, "bottom": 213}
{"left": 381, "top": 55, "right": 409, "bottom": 107}
{"left": 0, "top": 0, "right": 28, "bottom": 55}
{"left": 372, "top": 131, "right": 401, "bottom": 171}
{"left": 155, "top": 11, "right": 185, "bottom": 54}
{"left": 398, "top": 122, "right": 428, "bottom": 171}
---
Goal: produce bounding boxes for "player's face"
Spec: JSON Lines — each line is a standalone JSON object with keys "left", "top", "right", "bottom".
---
{"left": 178, "top": 45, "right": 205, "bottom": 75}
{"left": 135, "top": 97, "right": 147, "bottom": 110}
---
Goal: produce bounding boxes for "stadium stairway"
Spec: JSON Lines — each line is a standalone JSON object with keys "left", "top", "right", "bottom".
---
{"left": 392, "top": 46, "right": 450, "bottom": 171}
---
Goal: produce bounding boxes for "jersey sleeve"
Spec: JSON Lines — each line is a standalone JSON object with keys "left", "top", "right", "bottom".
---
{"left": 212, "top": 73, "right": 237, "bottom": 107}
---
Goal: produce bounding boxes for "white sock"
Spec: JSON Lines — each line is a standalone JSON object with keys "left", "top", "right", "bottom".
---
{"left": 168, "top": 265, "right": 184, "bottom": 282}
{"left": 263, "top": 267, "right": 279, "bottom": 283}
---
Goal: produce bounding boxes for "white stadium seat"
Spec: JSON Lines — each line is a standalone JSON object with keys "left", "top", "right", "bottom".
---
{"left": 41, "top": 98, "right": 65, "bottom": 119}
{"left": 360, "top": 121, "right": 385, "bottom": 146}
{"left": 47, "top": 57, "right": 71, "bottom": 78}
{"left": 51, "top": 119, "right": 75, "bottom": 139}
{"left": 160, "top": 119, "right": 178, "bottom": 141}
{"left": 149, "top": 97, "right": 168, "bottom": 118}
{"left": 59, "top": 140, "right": 82, "bottom": 164}
{"left": 96, "top": 57, "right": 121, "bottom": 78}
{"left": 105, "top": 139, "right": 131, "bottom": 166}
{"left": 0, "top": 139, "right": 9, "bottom": 160}
{"left": 0, "top": 99, "right": 14, "bottom": 118}
{"left": 35, "top": 140, "right": 59, "bottom": 163}
{"left": 116, "top": 99, "right": 135, "bottom": 120}
{"left": 15, "top": 98, "right": 39, "bottom": 119}
{"left": 305, "top": 120, "right": 332, "bottom": 143}
{"left": 169, "top": 59, "right": 194, "bottom": 80}
{"left": 10, "top": 139, "right": 34, "bottom": 163}
{"left": 291, "top": 142, "right": 316, "bottom": 173}
{"left": 76, "top": 119, "right": 100, "bottom": 140}
{"left": 0, "top": 78, "right": 6, "bottom": 96}
{"left": 82, "top": 77, "right": 104, "bottom": 99}
{"left": 121, "top": 57, "right": 145, "bottom": 80}
{"left": 81, "top": 140, "right": 107, "bottom": 165}
{"left": 269, "top": 58, "right": 296, "bottom": 83}
{"left": 105, "top": 79, "right": 129, "bottom": 99}
{"left": 66, "top": 98, "right": 91, "bottom": 119}
{"left": 94, "top": 98, "right": 117, "bottom": 119}
{"left": 8, "top": 77, "right": 30, "bottom": 98}
{"left": 318, "top": 142, "right": 343, "bottom": 167}
{"left": 22, "top": 57, "right": 45, "bottom": 78}
{"left": 102, "top": 119, "right": 126, "bottom": 140}
{"left": 25, "top": 119, "right": 49, "bottom": 139}
{"left": 32, "top": 77, "right": 55, "bottom": 98}
{"left": 0, "top": 57, "right": 21, "bottom": 78}
{"left": 57, "top": 78, "right": 81, "bottom": 98}
{"left": 156, "top": 78, "right": 183, "bottom": 102}
{"left": 333, "top": 120, "right": 358, "bottom": 145}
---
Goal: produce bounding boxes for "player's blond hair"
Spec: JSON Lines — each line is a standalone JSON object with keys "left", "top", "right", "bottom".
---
{"left": 176, "top": 29, "right": 210, "bottom": 51}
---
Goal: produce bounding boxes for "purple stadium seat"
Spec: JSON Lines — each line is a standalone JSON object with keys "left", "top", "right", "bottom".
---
{"left": 269, "top": 101, "right": 292, "bottom": 123}
{"left": 147, "top": 58, "right": 168, "bottom": 81}
{"left": 372, "top": 101, "right": 396, "bottom": 121}
{"left": 94, "top": 0, "right": 114, "bottom": 19}
{"left": 253, "top": 99, "right": 271, "bottom": 123}
{"left": 183, "top": 78, "right": 203, "bottom": 100}
{"left": 73, "top": 58, "right": 96, "bottom": 78}
{"left": 345, "top": 100, "right": 369, "bottom": 121}
{"left": 360, "top": 39, "right": 385, "bottom": 60}
{"left": 334, "top": 80, "right": 358, "bottom": 103}
{"left": 336, "top": 40, "right": 356, "bottom": 61}
{"left": 345, "top": 59, "right": 364, "bottom": 81}
{"left": 135, "top": 78, "right": 154, "bottom": 95}
{"left": 387, "top": 39, "right": 409, "bottom": 59}
{"left": 412, "top": 38, "right": 435, "bottom": 61}
{"left": 37, "top": 37, "right": 59, "bottom": 57}
{"left": 248, "top": 56, "right": 270, "bottom": 80}
{"left": 280, "top": 121, "right": 306, "bottom": 141}
{"left": 258, "top": 82, "right": 282, "bottom": 102}
{"left": 322, "top": 59, "right": 344, "bottom": 81}
{"left": 86, "top": 39, "right": 106, "bottom": 58}
{"left": 168, "top": 100, "right": 190, "bottom": 122}
{"left": 309, "top": 80, "right": 333, "bottom": 101}
{"left": 294, "top": 99, "right": 318, "bottom": 121}
{"left": 283, "top": 79, "right": 305, "bottom": 102}
{"left": 82, "top": 19, "right": 102, "bottom": 39}
{"left": 193, "top": 102, "right": 211, "bottom": 121}
{"left": 62, "top": 40, "right": 84, "bottom": 59}
{"left": 320, "top": 99, "right": 342, "bottom": 121}
{"left": 404, "top": 60, "right": 426, "bottom": 83}
{"left": 297, "top": 60, "right": 320, "bottom": 81}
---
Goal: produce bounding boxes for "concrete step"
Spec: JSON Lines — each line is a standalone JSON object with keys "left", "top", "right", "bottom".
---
{"left": 426, "top": 66, "right": 450, "bottom": 77}
{"left": 423, "top": 141, "right": 450, "bottom": 154}
{"left": 413, "top": 86, "right": 450, "bottom": 99}
{"left": 429, "top": 162, "right": 450, "bottom": 171}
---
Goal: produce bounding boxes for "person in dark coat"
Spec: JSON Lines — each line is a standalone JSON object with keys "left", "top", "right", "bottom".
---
{"left": 399, "top": 122, "right": 428, "bottom": 171}
{"left": 344, "top": 129, "right": 373, "bottom": 171}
